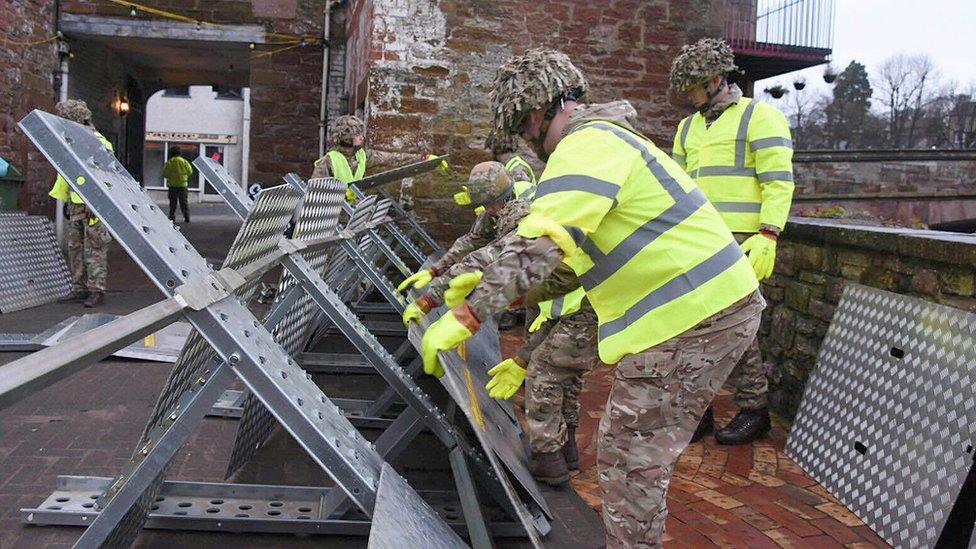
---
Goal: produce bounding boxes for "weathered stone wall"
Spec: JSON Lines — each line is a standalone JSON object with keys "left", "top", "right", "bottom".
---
{"left": 346, "top": 0, "right": 725, "bottom": 241}
{"left": 763, "top": 217, "right": 976, "bottom": 418}
{"left": 0, "top": 0, "right": 60, "bottom": 213}
{"left": 792, "top": 151, "right": 976, "bottom": 227}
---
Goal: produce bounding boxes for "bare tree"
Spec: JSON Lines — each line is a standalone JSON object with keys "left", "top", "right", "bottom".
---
{"left": 875, "top": 54, "right": 937, "bottom": 148}
{"left": 923, "top": 81, "right": 976, "bottom": 149}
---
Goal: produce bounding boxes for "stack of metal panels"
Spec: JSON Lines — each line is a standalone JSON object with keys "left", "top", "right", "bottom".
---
{"left": 0, "top": 212, "right": 72, "bottom": 312}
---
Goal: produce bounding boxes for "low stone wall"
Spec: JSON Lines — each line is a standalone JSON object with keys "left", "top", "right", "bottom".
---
{"left": 762, "top": 217, "right": 976, "bottom": 419}
{"left": 792, "top": 150, "right": 976, "bottom": 227}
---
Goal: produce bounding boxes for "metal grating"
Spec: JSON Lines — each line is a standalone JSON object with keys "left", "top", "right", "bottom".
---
{"left": 20, "top": 110, "right": 384, "bottom": 547}
{"left": 225, "top": 177, "right": 349, "bottom": 476}
{"left": 786, "top": 283, "right": 976, "bottom": 548}
{"left": 0, "top": 213, "right": 72, "bottom": 312}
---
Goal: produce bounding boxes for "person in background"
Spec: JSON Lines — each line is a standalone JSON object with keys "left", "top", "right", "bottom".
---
{"left": 163, "top": 146, "right": 194, "bottom": 223}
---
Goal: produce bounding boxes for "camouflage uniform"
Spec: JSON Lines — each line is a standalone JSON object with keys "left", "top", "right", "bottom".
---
{"left": 519, "top": 301, "right": 598, "bottom": 453}
{"left": 465, "top": 96, "right": 763, "bottom": 547}
{"left": 729, "top": 233, "right": 768, "bottom": 409}
{"left": 65, "top": 204, "right": 111, "bottom": 292}
{"left": 53, "top": 100, "right": 112, "bottom": 294}
{"left": 597, "top": 291, "right": 763, "bottom": 545}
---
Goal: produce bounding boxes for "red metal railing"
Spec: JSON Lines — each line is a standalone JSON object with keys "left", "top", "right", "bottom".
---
{"left": 726, "top": 0, "right": 835, "bottom": 52}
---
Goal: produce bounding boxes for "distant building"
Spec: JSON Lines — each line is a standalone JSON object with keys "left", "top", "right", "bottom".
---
{"left": 142, "top": 85, "right": 250, "bottom": 203}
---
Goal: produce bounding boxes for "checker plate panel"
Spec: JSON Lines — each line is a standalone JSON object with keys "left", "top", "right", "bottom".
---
{"left": 786, "top": 283, "right": 976, "bottom": 548}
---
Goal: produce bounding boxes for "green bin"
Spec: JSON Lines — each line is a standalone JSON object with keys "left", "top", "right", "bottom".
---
{"left": 0, "top": 159, "right": 25, "bottom": 212}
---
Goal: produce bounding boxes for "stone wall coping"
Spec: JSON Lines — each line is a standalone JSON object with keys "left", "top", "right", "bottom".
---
{"left": 785, "top": 217, "right": 976, "bottom": 268}
{"left": 793, "top": 149, "right": 976, "bottom": 163}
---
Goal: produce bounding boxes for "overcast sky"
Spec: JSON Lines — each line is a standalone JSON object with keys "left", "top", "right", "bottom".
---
{"left": 755, "top": 0, "right": 975, "bottom": 105}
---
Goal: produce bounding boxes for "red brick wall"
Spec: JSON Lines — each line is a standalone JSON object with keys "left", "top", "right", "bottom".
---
{"left": 0, "top": 0, "right": 60, "bottom": 213}
{"left": 347, "top": 0, "right": 725, "bottom": 241}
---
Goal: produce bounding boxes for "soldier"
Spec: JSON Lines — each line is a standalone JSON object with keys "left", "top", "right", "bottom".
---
{"left": 398, "top": 158, "right": 524, "bottom": 296}
{"left": 669, "top": 38, "right": 795, "bottom": 445}
{"left": 488, "top": 131, "right": 543, "bottom": 199}
{"left": 312, "top": 114, "right": 417, "bottom": 200}
{"left": 419, "top": 49, "right": 763, "bottom": 548}
{"left": 400, "top": 161, "right": 529, "bottom": 319}
{"left": 406, "top": 159, "right": 597, "bottom": 486}
{"left": 49, "top": 100, "right": 113, "bottom": 308}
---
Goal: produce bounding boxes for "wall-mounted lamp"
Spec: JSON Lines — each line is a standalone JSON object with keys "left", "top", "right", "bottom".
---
{"left": 117, "top": 96, "right": 131, "bottom": 116}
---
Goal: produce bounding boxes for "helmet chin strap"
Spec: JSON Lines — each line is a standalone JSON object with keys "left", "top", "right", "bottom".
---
{"left": 697, "top": 77, "right": 727, "bottom": 115}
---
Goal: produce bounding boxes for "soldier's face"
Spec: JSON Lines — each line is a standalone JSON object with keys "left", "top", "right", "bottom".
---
{"left": 686, "top": 85, "right": 709, "bottom": 109}
{"left": 352, "top": 134, "right": 365, "bottom": 147}
{"left": 520, "top": 109, "right": 549, "bottom": 160}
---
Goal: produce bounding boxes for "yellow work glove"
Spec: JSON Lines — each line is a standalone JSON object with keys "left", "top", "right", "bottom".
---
{"left": 740, "top": 233, "right": 777, "bottom": 281}
{"left": 528, "top": 313, "right": 548, "bottom": 333}
{"left": 474, "top": 206, "right": 486, "bottom": 215}
{"left": 345, "top": 186, "right": 358, "bottom": 202}
{"left": 444, "top": 270, "right": 483, "bottom": 307}
{"left": 397, "top": 269, "right": 434, "bottom": 293}
{"left": 486, "top": 358, "right": 526, "bottom": 399}
{"left": 421, "top": 307, "right": 477, "bottom": 378}
{"left": 402, "top": 295, "right": 436, "bottom": 327}
{"left": 454, "top": 186, "right": 472, "bottom": 206}
{"left": 426, "top": 153, "right": 450, "bottom": 173}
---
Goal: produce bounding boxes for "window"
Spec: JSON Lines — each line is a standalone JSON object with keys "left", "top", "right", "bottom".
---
{"left": 214, "top": 86, "right": 243, "bottom": 100}
{"left": 162, "top": 86, "right": 190, "bottom": 98}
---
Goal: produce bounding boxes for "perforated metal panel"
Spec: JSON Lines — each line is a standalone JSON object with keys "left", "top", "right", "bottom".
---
{"left": 226, "top": 177, "right": 349, "bottom": 476}
{"left": 0, "top": 213, "right": 72, "bottom": 312}
{"left": 786, "top": 284, "right": 976, "bottom": 549}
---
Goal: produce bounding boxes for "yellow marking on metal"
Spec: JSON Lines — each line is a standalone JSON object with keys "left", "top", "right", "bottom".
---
{"left": 143, "top": 333, "right": 156, "bottom": 347}
{"left": 463, "top": 367, "right": 485, "bottom": 429}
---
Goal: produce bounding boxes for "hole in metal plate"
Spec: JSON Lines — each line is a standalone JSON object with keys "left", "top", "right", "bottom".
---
{"left": 269, "top": 501, "right": 284, "bottom": 508}
{"left": 890, "top": 346, "right": 905, "bottom": 359}
{"left": 210, "top": 499, "right": 224, "bottom": 505}
{"left": 206, "top": 508, "right": 220, "bottom": 514}
{"left": 55, "top": 497, "right": 70, "bottom": 503}
{"left": 854, "top": 441, "right": 868, "bottom": 455}
{"left": 267, "top": 510, "right": 281, "bottom": 516}
{"left": 178, "top": 502, "right": 192, "bottom": 508}
{"left": 235, "top": 513, "right": 249, "bottom": 518}
{"left": 238, "top": 504, "right": 252, "bottom": 511}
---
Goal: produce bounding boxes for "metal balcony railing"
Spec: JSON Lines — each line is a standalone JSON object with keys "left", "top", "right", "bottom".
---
{"left": 726, "top": 0, "right": 835, "bottom": 53}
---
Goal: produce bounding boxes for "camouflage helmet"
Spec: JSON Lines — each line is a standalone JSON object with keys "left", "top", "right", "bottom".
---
{"left": 668, "top": 38, "right": 740, "bottom": 93}
{"left": 56, "top": 99, "right": 92, "bottom": 124}
{"left": 466, "top": 161, "right": 513, "bottom": 207}
{"left": 328, "top": 115, "right": 365, "bottom": 147}
{"left": 489, "top": 48, "right": 588, "bottom": 138}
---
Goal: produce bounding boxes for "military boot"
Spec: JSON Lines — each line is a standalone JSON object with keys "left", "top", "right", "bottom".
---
{"left": 530, "top": 451, "right": 570, "bottom": 486}
{"left": 59, "top": 290, "right": 89, "bottom": 303}
{"left": 715, "top": 407, "right": 771, "bottom": 445}
{"left": 83, "top": 291, "right": 105, "bottom": 308}
{"left": 690, "top": 406, "right": 714, "bottom": 443}
{"left": 562, "top": 428, "right": 579, "bottom": 471}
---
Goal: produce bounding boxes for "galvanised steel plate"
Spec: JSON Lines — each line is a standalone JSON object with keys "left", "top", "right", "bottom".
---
{"left": 37, "top": 313, "right": 191, "bottom": 362}
{"left": 0, "top": 213, "right": 72, "bottom": 312}
{"left": 786, "top": 283, "right": 976, "bottom": 549}
{"left": 368, "top": 463, "right": 467, "bottom": 549}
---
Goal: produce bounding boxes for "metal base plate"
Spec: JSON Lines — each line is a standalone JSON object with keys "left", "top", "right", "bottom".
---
{"left": 23, "top": 476, "right": 523, "bottom": 538}
{"left": 786, "top": 283, "right": 976, "bottom": 548}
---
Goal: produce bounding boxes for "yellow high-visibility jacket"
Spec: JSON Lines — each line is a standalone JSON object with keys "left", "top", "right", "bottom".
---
{"left": 672, "top": 97, "right": 794, "bottom": 233}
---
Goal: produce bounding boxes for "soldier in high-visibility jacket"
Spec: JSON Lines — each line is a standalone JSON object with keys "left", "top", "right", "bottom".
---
{"left": 669, "top": 38, "right": 795, "bottom": 446}
{"left": 419, "top": 49, "right": 763, "bottom": 548}
{"left": 49, "top": 100, "right": 114, "bottom": 308}
{"left": 311, "top": 115, "right": 417, "bottom": 200}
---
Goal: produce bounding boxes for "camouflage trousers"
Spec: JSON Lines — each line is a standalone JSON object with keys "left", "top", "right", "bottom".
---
{"left": 66, "top": 202, "right": 111, "bottom": 292}
{"left": 730, "top": 233, "right": 769, "bottom": 410}
{"left": 525, "top": 308, "right": 599, "bottom": 453}
{"left": 598, "top": 292, "right": 764, "bottom": 548}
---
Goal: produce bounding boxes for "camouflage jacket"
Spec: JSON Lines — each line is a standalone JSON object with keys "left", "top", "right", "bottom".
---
{"left": 311, "top": 147, "right": 415, "bottom": 180}
{"left": 515, "top": 299, "right": 596, "bottom": 365}
{"left": 464, "top": 102, "right": 639, "bottom": 321}
{"left": 425, "top": 198, "right": 532, "bottom": 301}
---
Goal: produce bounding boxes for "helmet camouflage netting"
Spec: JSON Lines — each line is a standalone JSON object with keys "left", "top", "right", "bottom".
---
{"left": 56, "top": 99, "right": 92, "bottom": 124}
{"left": 328, "top": 115, "right": 366, "bottom": 147}
{"left": 488, "top": 48, "right": 588, "bottom": 140}
{"left": 668, "top": 38, "right": 740, "bottom": 93}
